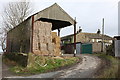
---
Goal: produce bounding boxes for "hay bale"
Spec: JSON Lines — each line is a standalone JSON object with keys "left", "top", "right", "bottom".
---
{"left": 41, "top": 50, "right": 49, "bottom": 55}
{"left": 33, "top": 21, "right": 62, "bottom": 56}
{"left": 39, "top": 43, "right": 47, "bottom": 51}
{"left": 52, "top": 36, "right": 60, "bottom": 44}
{"left": 47, "top": 43, "right": 55, "bottom": 55}
{"left": 52, "top": 32, "right": 57, "bottom": 38}
{"left": 54, "top": 49, "right": 60, "bottom": 56}
{"left": 53, "top": 37, "right": 60, "bottom": 44}
{"left": 33, "top": 50, "right": 42, "bottom": 55}
{"left": 47, "top": 43, "right": 54, "bottom": 51}
{"left": 38, "top": 29, "right": 46, "bottom": 36}
{"left": 45, "top": 27, "right": 52, "bottom": 36}
{"left": 44, "top": 36, "right": 52, "bottom": 43}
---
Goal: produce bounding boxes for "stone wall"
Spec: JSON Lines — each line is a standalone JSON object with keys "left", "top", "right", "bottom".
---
{"left": 7, "top": 17, "right": 32, "bottom": 53}
{"left": 92, "top": 42, "right": 102, "bottom": 53}
{"left": 76, "top": 33, "right": 90, "bottom": 43}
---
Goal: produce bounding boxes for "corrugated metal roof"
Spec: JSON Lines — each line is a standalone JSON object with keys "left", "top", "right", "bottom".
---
{"left": 7, "top": 3, "right": 75, "bottom": 33}
{"left": 34, "top": 3, "right": 74, "bottom": 24}
{"left": 33, "top": 3, "right": 75, "bottom": 30}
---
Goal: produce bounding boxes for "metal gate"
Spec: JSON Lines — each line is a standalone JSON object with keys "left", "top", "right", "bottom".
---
{"left": 81, "top": 43, "right": 92, "bottom": 54}
{"left": 61, "top": 43, "right": 92, "bottom": 54}
{"left": 76, "top": 43, "right": 81, "bottom": 54}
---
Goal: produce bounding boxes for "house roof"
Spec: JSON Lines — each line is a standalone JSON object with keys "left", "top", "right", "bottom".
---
{"left": 82, "top": 33, "right": 113, "bottom": 40}
{"left": 61, "top": 32, "right": 113, "bottom": 40}
{"left": 33, "top": 3, "right": 75, "bottom": 30}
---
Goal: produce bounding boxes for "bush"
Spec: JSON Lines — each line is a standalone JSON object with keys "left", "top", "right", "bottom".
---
{"left": 95, "top": 54, "right": 119, "bottom": 78}
{"left": 106, "top": 43, "right": 115, "bottom": 56}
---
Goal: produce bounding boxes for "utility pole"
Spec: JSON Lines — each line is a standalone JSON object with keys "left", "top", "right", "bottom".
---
{"left": 74, "top": 17, "right": 76, "bottom": 57}
{"left": 102, "top": 18, "right": 104, "bottom": 52}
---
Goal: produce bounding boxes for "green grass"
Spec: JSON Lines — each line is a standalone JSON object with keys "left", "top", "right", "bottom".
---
{"left": 9, "top": 56, "right": 79, "bottom": 75}
{"left": 94, "top": 53, "right": 119, "bottom": 78}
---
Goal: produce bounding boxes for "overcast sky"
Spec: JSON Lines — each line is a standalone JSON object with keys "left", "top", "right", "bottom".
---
{"left": 0, "top": 0, "right": 119, "bottom": 52}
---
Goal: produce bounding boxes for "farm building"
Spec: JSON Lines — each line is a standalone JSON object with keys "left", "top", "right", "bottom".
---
{"left": 61, "top": 30, "right": 114, "bottom": 53}
{"left": 6, "top": 3, "right": 76, "bottom": 57}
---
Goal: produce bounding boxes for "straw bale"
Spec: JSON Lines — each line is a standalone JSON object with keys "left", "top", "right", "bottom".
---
{"left": 44, "top": 36, "right": 52, "bottom": 43}
{"left": 52, "top": 32, "right": 57, "bottom": 38}
{"left": 47, "top": 43, "right": 54, "bottom": 51}
{"left": 33, "top": 50, "right": 42, "bottom": 55}
{"left": 41, "top": 50, "right": 49, "bottom": 55}
{"left": 39, "top": 43, "right": 47, "bottom": 51}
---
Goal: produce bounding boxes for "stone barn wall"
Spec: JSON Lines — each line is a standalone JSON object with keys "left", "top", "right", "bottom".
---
{"left": 7, "top": 17, "right": 32, "bottom": 53}
{"left": 76, "top": 33, "right": 90, "bottom": 43}
{"left": 33, "top": 21, "right": 61, "bottom": 56}
{"left": 92, "top": 42, "right": 102, "bottom": 53}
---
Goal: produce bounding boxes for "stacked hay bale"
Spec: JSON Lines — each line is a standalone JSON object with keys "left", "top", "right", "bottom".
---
{"left": 52, "top": 32, "right": 61, "bottom": 56}
{"left": 33, "top": 21, "right": 61, "bottom": 56}
{"left": 33, "top": 21, "right": 52, "bottom": 55}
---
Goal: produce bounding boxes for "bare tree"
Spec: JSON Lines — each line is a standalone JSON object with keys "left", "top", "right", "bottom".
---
{"left": 0, "top": 28, "right": 7, "bottom": 52}
{"left": 0, "top": 1, "right": 34, "bottom": 52}
{"left": 3, "top": 2, "right": 33, "bottom": 30}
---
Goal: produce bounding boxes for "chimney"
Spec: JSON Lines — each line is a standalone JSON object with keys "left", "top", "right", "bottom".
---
{"left": 78, "top": 26, "right": 82, "bottom": 33}
{"left": 77, "top": 26, "right": 82, "bottom": 33}
{"left": 97, "top": 29, "right": 101, "bottom": 34}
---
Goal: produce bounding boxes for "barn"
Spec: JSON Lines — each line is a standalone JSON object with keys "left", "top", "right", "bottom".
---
{"left": 6, "top": 3, "right": 76, "bottom": 57}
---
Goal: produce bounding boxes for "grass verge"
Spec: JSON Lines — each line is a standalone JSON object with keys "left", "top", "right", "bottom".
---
{"left": 94, "top": 53, "right": 119, "bottom": 78}
{"left": 3, "top": 55, "right": 79, "bottom": 76}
